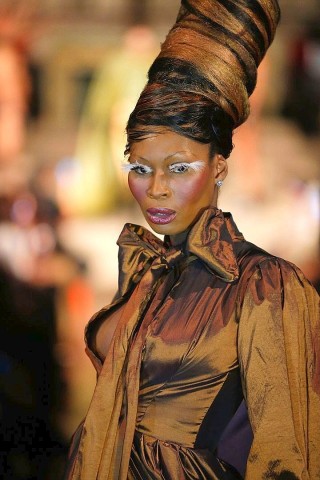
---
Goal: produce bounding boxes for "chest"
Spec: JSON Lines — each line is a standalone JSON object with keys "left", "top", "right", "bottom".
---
{"left": 138, "top": 261, "right": 240, "bottom": 390}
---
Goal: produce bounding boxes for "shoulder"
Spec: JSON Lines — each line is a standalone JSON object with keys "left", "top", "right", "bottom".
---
{"left": 235, "top": 241, "right": 318, "bottom": 305}
{"left": 247, "top": 253, "right": 304, "bottom": 286}
{"left": 237, "top": 247, "right": 320, "bottom": 397}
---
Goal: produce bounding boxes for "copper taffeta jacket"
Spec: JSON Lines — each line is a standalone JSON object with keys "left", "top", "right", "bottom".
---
{"left": 65, "top": 207, "right": 320, "bottom": 480}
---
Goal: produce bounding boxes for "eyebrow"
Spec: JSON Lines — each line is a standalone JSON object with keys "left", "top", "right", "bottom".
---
{"left": 166, "top": 151, "right": 196, "bottom": 160}
{"left": 130, "top": 151, "right": 196, "bottom": 163}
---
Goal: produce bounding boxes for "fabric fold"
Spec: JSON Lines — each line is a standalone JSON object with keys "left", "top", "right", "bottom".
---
{"left": 64, "top": 207, "right": 320, "bottom": 480}
{"left": 66, "top": 207, "right": 243, "bottom": 479}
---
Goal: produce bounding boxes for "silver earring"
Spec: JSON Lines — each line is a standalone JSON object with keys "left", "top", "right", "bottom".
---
{"left": 216, "top": 180, "right": 223, "bottom": 188}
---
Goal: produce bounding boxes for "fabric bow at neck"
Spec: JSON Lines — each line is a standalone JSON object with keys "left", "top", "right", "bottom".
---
{"left": 117, "top": 207, "right": 243, "bottom": 298}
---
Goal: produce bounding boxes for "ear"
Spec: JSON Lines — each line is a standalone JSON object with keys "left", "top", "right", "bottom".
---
{"left": 214, "top": 154, "right": 228, "bottom": 181}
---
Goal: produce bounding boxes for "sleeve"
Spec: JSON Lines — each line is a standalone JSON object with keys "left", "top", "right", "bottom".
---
{"left": 238, "top": 257, "right": 320, "bottom": 480}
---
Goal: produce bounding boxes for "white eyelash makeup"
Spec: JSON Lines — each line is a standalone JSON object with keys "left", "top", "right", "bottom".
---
{"left": 169, "top": 161, "right": 206, "bottom": 172}
{"left": 122, "top": 160, "right": 206, "bottom": 173}
{"left": 121, "top": 162, "right": 153, "bottom": 174}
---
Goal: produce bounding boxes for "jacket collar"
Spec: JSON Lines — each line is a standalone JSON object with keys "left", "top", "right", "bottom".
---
{"left": 117, "top": 207, "right": 244, "bottom": 295}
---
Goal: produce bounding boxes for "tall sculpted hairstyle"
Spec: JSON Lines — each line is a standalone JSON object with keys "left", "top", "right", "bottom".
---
{"left": 126, "top": 0, "right": 280, "bottom": 158}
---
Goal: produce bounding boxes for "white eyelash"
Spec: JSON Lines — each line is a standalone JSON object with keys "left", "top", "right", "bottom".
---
{"left": 121, "top": 160, "right": 206, "bottom": 173}
{"left": 121, "top": 162, "right": 133, "bottom": 172}
{"left": 121, "top": 162, "right": 152, "bottom": 173}
{"left": 187, "top": 161, "right": 206, "bottom": 171}
{"left": 169, "top": 161, "right": 206, "bottom": 172}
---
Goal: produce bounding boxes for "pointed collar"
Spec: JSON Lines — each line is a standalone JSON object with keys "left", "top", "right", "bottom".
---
{"left": 117, "top": 207, "right": 244, "bottom": 295}
{"left": 186, "top": 207, "right": 244, "bottom": 282}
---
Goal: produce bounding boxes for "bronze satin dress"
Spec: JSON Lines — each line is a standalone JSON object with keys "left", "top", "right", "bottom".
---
{"left": 65, "top": 208, "right": 320, "bottom": 480}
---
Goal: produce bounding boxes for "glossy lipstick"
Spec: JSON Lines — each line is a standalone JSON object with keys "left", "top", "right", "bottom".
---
{"left": 146, "top": 208, "right": 177, "bottom": 225}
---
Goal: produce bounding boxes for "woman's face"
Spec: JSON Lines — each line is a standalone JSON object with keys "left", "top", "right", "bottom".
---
{"left": 127, "top": 131, "right": 227, "bottom": 236}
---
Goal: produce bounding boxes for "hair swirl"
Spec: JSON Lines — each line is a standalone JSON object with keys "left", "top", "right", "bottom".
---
{"left": 126, "top": 0, "right": 280, "bottom": 158}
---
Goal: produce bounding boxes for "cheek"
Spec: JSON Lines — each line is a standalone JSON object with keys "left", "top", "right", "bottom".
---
{"left": 176, "top": 172, "right": 212, "bottom": 204}
{"left": 128, "top": 176, "right": 145, "bottom": 204}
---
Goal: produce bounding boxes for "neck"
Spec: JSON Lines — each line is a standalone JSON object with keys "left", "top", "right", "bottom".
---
{"left": 168, "top": 229, "right": 189, "bottom": 247}
{"left": 167, "top": 206, "right": 219, "bottom": 247}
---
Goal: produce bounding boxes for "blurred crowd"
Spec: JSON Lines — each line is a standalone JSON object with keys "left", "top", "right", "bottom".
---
{"left": 0, "top": 11, "right": 87, "bottom": 478}
{"left": 0, "top": 181, "right": 83, "bottom": 479}
{"left": 0, "top": 3, "right": 319, "bottom": 479}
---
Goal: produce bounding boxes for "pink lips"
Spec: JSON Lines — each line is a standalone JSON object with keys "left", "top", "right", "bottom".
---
{"left": 146, "top": 208, "right": 177, "bottom": 225}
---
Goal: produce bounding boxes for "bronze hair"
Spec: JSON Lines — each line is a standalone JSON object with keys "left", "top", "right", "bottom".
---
{"left": 126, "top": 0, "right": 280, "bottom": 158}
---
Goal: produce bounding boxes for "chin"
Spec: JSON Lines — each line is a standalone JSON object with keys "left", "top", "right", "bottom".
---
{"left": 145, "top": 220, "right": 186, "bottom": 237}
{"left": 148, "top": 224, "right": 175, "bottom": 236}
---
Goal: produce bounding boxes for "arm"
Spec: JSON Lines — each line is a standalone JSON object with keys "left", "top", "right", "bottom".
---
{"left": 238, "top": 258, "right": 320, "bottom": 479}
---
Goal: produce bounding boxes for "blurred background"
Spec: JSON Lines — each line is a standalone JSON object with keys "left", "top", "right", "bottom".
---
{"left": 0, "top": 0, "right": 319, "bottom": 478}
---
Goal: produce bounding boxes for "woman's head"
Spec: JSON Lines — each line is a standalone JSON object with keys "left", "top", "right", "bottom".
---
{"left": 125, "top": 0, "right": 280, "bottom": 234}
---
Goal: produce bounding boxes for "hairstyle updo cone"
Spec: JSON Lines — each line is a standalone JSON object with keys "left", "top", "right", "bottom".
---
{"left": 126, "top": 0, "right": 280, "bottom": 157}
{"left": 152, "top": 0, "right": 280, "bottom": 128}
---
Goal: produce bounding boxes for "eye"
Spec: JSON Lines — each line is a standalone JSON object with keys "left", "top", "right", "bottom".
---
{"left": 169, "top": 161, "right": 206, "bottom": 174}
{"left": 131, "top": 165, "right": 152, "bottom": 175}
{"left": 122, "top": 162, "right": 153, "bottom": 175}
{"left": 169, "top": 163, "right": 191, "bottom": 174}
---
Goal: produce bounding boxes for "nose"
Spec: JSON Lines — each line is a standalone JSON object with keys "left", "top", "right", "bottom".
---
{"left": 147, "top": 171, "right": 170, "bottom": 199}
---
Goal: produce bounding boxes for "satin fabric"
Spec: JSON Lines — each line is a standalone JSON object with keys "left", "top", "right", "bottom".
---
{"left": 65, "top": 208, "right": 320, "bottom": 479}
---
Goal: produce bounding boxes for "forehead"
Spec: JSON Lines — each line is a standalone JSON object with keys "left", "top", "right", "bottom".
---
{"left": 130, "top": 131, "right": 211, "bottom": 162}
